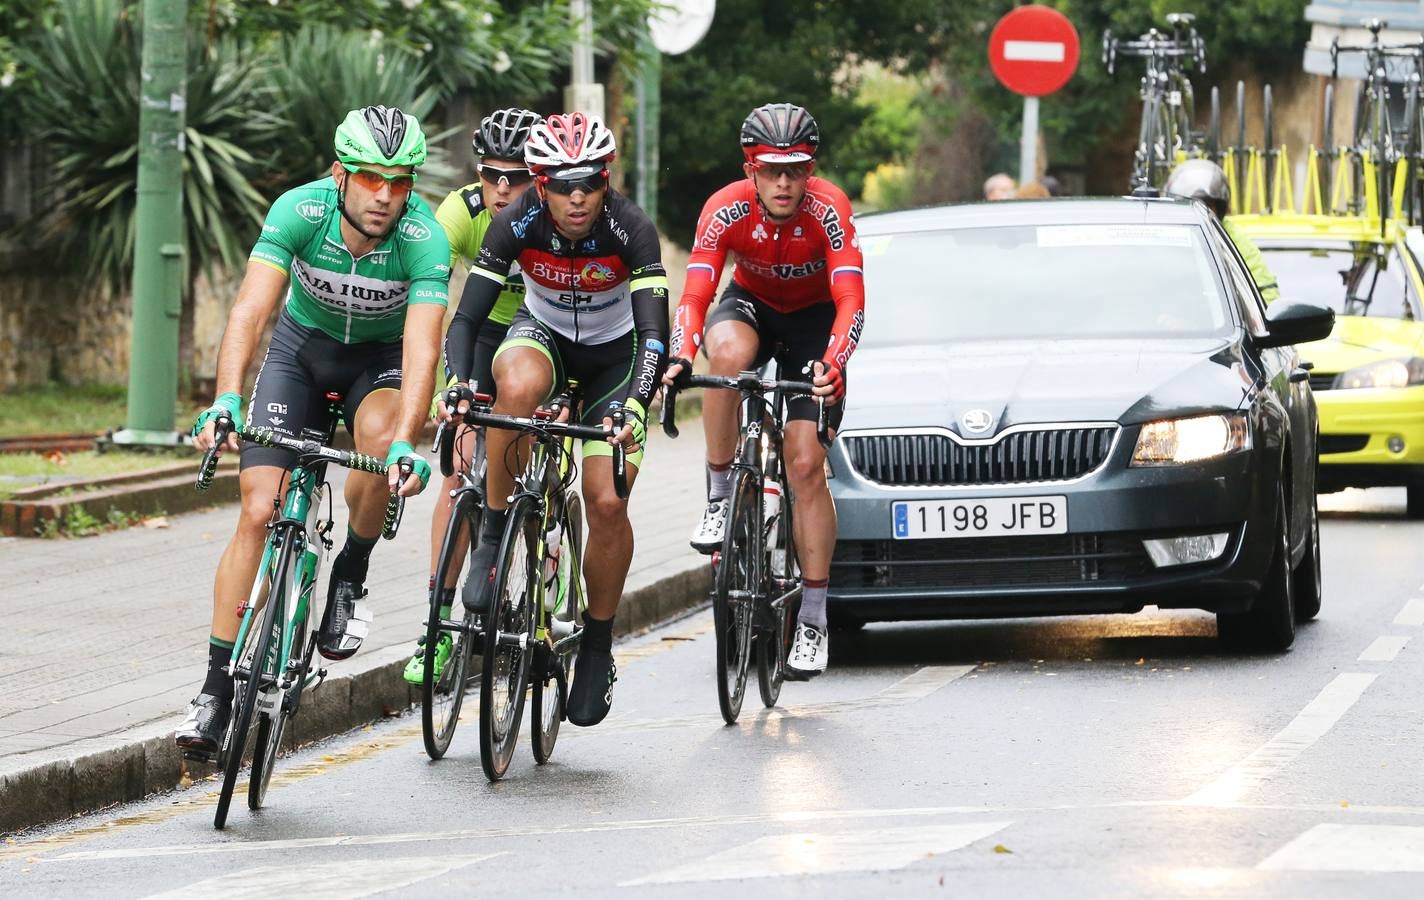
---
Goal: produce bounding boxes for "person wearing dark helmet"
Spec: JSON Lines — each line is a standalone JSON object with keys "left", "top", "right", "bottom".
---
{"left": 179, "top": 106, "right": 448, "bottom": 755}
{"left": 1165, "top": 159, "right": 1279, "bottom": 303}
{"left": 444, "top": 112, "right": 668, "bottom": 727}
{"left": 405, "top": 107, "right": 543, "bottom": 686}
{"left": 664, "top": 102, "right": 866, "bottom": 679}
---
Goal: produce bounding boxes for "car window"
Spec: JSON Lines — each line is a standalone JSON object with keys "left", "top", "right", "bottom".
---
{"left": 1259, "top": 243, "right": 1418, "bottom": 320}
{"left": 1209, "top": 225, "right": 1267, "bottom": 334}
{"left": 858, "top": 223, "right": 1230, "bottom": 346}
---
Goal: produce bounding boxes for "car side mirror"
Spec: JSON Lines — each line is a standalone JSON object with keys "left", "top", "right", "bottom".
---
{"left": 1256, "top": 301, "right": 1335, "bottom": 349}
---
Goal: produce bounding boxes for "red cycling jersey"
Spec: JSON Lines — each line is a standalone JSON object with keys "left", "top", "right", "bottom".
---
{"left": 671, "top": 177, "right": 865, "bottom": 371}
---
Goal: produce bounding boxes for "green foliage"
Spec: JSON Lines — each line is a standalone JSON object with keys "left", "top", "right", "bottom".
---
{"left": 16, "top": 0, "right": 272, "bottom": 285}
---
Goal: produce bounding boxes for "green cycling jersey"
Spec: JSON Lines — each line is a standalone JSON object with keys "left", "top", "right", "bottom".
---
{"left": 434, "top": 182, "right": 524, "bottom": 326}
{"left": 250, "top": 177, "right": 451, "bottom": 344}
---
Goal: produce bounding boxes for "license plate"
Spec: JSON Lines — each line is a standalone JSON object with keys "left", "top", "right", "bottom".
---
{"left": 892, "top": 496, "right": 1068, "bottom": 540}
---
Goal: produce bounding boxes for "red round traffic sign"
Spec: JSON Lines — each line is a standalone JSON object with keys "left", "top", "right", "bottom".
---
{"left": 989, "top": 5, "right": 1080, "bottom": 97}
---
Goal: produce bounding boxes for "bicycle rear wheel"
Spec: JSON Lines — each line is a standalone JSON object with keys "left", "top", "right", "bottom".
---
{"left": 713, "top": 471, "right": 757, "bottom": 725}
{"left": 215, "top": 535, "right": 288, "bottom": 829}
{"left": 422, "top": 489, "right": 480, "bottom": 760}
{"left": 757, "top": 481, "right": 799, "bottom": 709}
{"left": 480, "top": 495, "right": 539, "bottom": 781}
{"left": 532, "top": 493, "right": 583, "bottom": 764}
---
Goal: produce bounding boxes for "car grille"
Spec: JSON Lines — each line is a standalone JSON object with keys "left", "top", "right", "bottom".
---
{"left": 842, "top": 427, "right": 1118, "bottom": 486}
{"left": 832, "top": 534, "right": 1153, "bottom": 589}
{"left": 1309, "top": 373, "right": 1338, "bottom": 392}
{"left": 1320, "top": 434, "right": 1369, "bottom": 454}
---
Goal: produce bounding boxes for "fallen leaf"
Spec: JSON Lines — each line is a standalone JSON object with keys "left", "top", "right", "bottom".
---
{"left": 1135, "top": 658, "right": 1146, "bottom": 666}
{"left": 992, "top": 844, "right": 1013, "bottom": 854}
{"left": 1340, "top": 800, "right": 1350, "bottom": 808}
{"left": 43, "top": 450, "right": 67, "bottom": 466}
{"left": 142, "top": 516, "right": 170, "bottom": 529}
{"left": 322, "top": 755, "right": 337, "bottom": 762}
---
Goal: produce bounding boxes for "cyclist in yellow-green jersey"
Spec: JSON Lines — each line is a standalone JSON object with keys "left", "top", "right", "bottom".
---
{"left": 406, "top": 108, "right": 544, "bottom": 686}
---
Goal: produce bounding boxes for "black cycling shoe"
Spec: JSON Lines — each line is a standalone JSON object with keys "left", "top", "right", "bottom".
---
{"left": 318, "top": 578, "right": 371, "bottom": 661}
{"left": 174, "top": 692, "right": 231, "bottom": 755}
{"left": 462, "top": 541, "right": 500, "bottom": 614}
{"left": 567, "top": 645, "right": 617, "bottom": 727}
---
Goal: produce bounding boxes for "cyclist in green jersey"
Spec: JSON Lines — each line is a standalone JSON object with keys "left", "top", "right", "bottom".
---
{"left": 178, "top": 106, "right": 449, "bottom": 755}
{"left": 405, "top": 107, "right": 543, "bottom": 685}
{"left": 1164, "top": 159, "right": 1280, "bottom": 303}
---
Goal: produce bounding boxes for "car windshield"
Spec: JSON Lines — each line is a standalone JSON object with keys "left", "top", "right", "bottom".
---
{"left": 1258, "top": 244, "right": 1415, "bottom": 319}
{"left": 858, "top": 223, "right": 1230, "bottom": 345}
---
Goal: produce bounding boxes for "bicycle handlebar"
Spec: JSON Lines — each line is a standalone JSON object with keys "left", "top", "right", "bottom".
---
{"left": 462, "top": 404, "right": 630, "bottom": 500}
{"left": 660, "top": 371, "right": 832, "bottom": 448}
{"left": 195, "top": 413, "right": 235, "bottom": 492}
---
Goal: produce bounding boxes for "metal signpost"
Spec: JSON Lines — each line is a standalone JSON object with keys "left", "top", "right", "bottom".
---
{"left": 988, "top": 5, "right": 1081, "bottom": 187}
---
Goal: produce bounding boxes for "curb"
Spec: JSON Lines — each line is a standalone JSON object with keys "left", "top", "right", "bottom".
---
{"left": 0, "top": 561, "right": 711, "bottom": 836}
{"left": 1, "top": 464, "right": 239, "bottom": 537}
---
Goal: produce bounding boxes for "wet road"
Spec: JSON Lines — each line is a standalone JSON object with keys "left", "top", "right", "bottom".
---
{"left": 3, "top": 488, "right": 1424, "bottom": 898}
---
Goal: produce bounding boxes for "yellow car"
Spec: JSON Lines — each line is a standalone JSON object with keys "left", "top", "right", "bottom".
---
{"left": 1229, "top": 213, "right": 1424, "bottom": 516}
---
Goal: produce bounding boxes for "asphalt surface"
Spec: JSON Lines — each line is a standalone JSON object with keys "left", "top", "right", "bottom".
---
{"left": 2, "top": 487, "right": 1423, "bottom": 898}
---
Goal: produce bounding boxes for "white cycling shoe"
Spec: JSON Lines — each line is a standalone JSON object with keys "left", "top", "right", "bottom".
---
{"left": 787, "top": 622, "right": 828, "bottom": 679}
{"left": 690, "top": 498, "right": 730, "bottom": 553}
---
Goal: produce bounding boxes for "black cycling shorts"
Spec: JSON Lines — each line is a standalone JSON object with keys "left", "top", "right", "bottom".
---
{"left": 704, "top": 283, "right": 846, "bottom": 429}
{"left": 495, "top": 308, "right": 641, "bottom": 466}
{"left": 240, "top": 311, "right": 403, "bottom": 471}
{"left": 447, "top": 318, "right": 509, "bottom": 400}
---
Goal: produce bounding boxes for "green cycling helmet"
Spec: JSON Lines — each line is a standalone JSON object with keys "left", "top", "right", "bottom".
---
{"left": 334, "top": 105, "right": 427, "bottom": 167}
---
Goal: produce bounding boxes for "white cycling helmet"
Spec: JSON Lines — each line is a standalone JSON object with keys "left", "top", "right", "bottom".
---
{"left": 524, "top": 112, "right": 617, "bottom": 175}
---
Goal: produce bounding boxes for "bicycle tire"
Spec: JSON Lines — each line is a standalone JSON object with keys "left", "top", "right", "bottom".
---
{"left": 532, "top": 492, "right": 583, "bottom": 764}
{"left": 480, "top": 495, "right": 539, "bottom": 781}
{"left": 1404, "top": 87, "right": 1418, "bottom": 222}
{"left": 1208, "top": 85, "right": 1222, "bottom": 161}
{"left": 215, "top": 534, "right": 289, "bottom": 829}
{"left": 1178, "top": 77, "right": 1196, "bottom": 155}
{"left": 757, "top": 470, "right": 799, "bottom": 709}
{"left": 713, "top": 471, "right": 757, "bottom": 725}
{"left": 1322, "top": 81, "right": 1336, "bottom": 207}
{"left": 421, "top": 488, "right": 480, "bottom": 760}
{"left": 1263, "top": 84, "right": 1275, "bottom": 211}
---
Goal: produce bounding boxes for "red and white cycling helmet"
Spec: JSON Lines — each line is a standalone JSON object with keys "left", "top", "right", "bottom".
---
{"left": 524, "top": 112, "right": 617, "bottom": 178}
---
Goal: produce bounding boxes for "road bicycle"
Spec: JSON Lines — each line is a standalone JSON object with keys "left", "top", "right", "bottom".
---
{"left": 661, "top": 369, "right": 827, "bottom": 725}
{"left": 454, "top": 388, "right": 626, "bottom": 779}
{"left": 194, "top": 398, "right": 406, "bottom": 829}
{"left": 1104, "top": 12, "right": 1208, "bottom": 189}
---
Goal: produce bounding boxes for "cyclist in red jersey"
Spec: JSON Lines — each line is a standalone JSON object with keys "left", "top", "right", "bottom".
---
{"left": 663, "top": 102, "right": 864, "bottom": 677}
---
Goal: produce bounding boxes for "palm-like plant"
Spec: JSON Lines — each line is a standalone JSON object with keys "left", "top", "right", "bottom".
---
{"left": 17, "top": 0, "right": 273, "bottom": 287}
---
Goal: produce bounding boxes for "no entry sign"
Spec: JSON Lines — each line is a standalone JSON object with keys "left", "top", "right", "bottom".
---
{"left": 989, "top": 5, "right": 1081, "bottom": 97}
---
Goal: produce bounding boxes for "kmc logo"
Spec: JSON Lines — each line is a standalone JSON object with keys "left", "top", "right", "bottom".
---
{"left": 399, "top": 220, "right": 432, "bottom": 242}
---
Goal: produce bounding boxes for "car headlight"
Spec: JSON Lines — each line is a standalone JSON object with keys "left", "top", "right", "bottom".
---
{"left": 1336, "top": 357, "right": 1424, "bottom": 389}
{"left": 1131, "top": 413, "right": 1251, "bottom": 466}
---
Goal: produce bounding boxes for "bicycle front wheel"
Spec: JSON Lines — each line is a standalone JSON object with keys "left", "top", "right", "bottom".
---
{"left": 713, "top": 472, "right": 757, "bottom": 725}
{"left": 215, "top": 534, "right": 289, "bottom": 829}
{"left": 532, "top": 492, "right": 583, "bottom": 764}
{"left": 480, "top": 495, "right": 539, "bottom": 781}
{"left": 422, "top": 489, "right": 480, "bottom": 760}
{"left": 758, "top": 486, "right": 800, "bottom": 709}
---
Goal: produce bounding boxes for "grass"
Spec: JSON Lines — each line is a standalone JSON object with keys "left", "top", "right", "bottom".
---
{"left": 0, "top": 450, "right": 188, "bottom": 500}
{"left": 0, "top": 383, "right": 205, "bottom": 438}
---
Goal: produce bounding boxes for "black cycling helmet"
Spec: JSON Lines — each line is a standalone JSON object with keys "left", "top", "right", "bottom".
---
{"left": 473, "top": 108, "right": 543, "bottom": 160}
{"left": 1164, "top": 159, "right": 1230, "bottom": 217}
{"left": 740, "top": 102, "right": 820, "bottom": 164}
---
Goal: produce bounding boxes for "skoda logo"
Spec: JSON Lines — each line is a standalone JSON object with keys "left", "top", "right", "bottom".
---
{"left": 961, "top": 409, "right": 993, "bottom": 434}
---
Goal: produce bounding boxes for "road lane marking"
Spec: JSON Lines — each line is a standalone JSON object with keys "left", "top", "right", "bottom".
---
{"left": 621, "top": 822, "right": 1012, "bottom": 886}
{"left": 1358, "top": 635, "right": 1410, "bottom": 662}
{"left": 1394, "top": 598, "right": 1424, "bottom": 626}
{"left": 1183, "top": 673, "right": 1377, "bottom": 806}
{"left": 43, "top": 807, "right": 1010, "bottom": 863}
{"left": 140, "top": 853, "right": 502, "bottom": 899}
{"left": 1260, "top": 824, "right": 1424, "bottom": 872}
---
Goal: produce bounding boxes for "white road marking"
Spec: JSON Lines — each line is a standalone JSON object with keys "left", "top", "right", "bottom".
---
{"left": 140, "top": 853, "right": 501, "bottom": 900}
{"left": 1184, "top": 673, "right": 1377, "bottom": 806}
{"left": 1260, "top": 824, "right": 1424, "bottom": 872}
{"left": 1394, "top": 597, "right": 1424, "bottom": 626}
{"left": 44, "top": 807, "right": 1004, "bottom": 863}
{"left": 1003, "top": 40, "right": 1066, "bottom": 63}
{"left": 1358, "top": 635, "right": 1410, "bottom": 662}
{"left": 621, "top": 821, "right": 1012, "bottom": 886}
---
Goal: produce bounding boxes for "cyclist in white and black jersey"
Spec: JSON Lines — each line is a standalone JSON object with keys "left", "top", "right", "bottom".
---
{"left": 444, "top": 112, "right": 668, "bottom": 727}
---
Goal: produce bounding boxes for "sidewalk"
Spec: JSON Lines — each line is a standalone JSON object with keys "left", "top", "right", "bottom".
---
{"left": 0, "top": 418, "right": 713, "bottom": 832}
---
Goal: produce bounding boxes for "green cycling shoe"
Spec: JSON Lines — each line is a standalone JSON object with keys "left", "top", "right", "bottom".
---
{"left": 402, "top": 632, "right": 453, "bottom": 685}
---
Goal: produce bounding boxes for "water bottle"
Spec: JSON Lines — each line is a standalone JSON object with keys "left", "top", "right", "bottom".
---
{"left": 542, "top": 520, "right": 563, "bottom": 612}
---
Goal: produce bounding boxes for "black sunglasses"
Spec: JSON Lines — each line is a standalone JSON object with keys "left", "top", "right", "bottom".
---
{"left": 541, "top": 169, "right": 609, "bottom": 195}
{"left": 477, "top": 164, "right": 534, "bottom": 187}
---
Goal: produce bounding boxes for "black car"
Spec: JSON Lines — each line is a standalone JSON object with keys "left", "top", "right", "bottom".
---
{"left": 827, "top": 197, "right": 1334, "bottom": 650}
